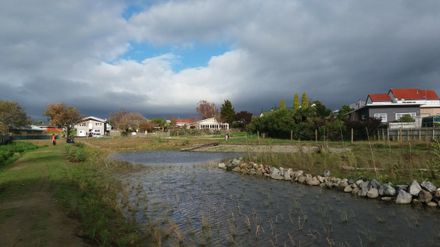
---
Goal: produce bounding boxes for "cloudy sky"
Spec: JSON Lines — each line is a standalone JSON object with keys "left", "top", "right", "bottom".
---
{"left": 1, "top": 0, "right": 440, "bottom": 119}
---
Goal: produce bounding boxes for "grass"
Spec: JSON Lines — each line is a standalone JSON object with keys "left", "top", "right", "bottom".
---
{"left": 0, "top": 141, "right": 39, "bottom": 167}
{"left": 0, "top": 141, "right": 144, "bottom": 246}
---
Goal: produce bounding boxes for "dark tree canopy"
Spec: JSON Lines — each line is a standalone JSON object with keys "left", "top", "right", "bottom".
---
{"left": 0, "top": 100, "right": 29, "bottom": 133}
{"left": 220, "top": 100, "right": 236, "bottom": 124}
{"left": 196, "top": 100, "right": 217, "bottom": 119}
{"left": 235, "top": 111, "right": 253, "bottom": 125}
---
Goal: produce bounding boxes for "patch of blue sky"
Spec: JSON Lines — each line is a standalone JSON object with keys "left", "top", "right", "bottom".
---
{"left": 120, "top": 42, "right": 231, "bottom": 71}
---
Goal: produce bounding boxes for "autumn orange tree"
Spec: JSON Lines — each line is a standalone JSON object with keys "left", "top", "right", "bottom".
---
{"left": 0, "top": 100, "right": 29, "bottom": 134}
{"left": 44, "top": 103, "right": 81, "bottom": 141}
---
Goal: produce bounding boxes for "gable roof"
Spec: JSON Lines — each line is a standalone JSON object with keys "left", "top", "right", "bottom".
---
{"left": 81, "top": 116, "right": 107, "bottom": 123}
{"left": 389, "top": 88, "right": 439, "bottom": 100}
{"left": 368, "top": 93, "right": 391, "bottom": 102}
{"left": 175, "top": 118, "right": 194, "bottom": 124}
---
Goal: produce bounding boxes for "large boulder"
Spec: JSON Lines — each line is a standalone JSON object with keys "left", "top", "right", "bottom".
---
{"left": 284, "top": 168, "right": 293, "bottom": 181}
{"left": 218, "top": 163, "right": 226, "bottom": 170}
{"left": 418, "top": 190, "right": 433, "bottom": 203}
{"left": 292, "top": 170, "right": 304, "bottom": 179}
{"left": 270, "top": 168, "right": 283, "bottom": 180}
{"left": 435, "top": 189, "right": 440, "bottom": 198}
{"left": 367, "top": 188, "right": 379, "bottom": 199}
{"left": 409, "top": 180, "right": 422, "bottom": 196}
{"left": 306, "top": 176, "right": 320, "bottom": 186}
{"left": 358, "top": 181, "right": 369, "bottom": 197}
{"left": 421, "top": 181, "right": 437, "bottom": 193}
{"left": 344, "top": 186, "right": 352, "bottom": 193}
{"left": 396, "top": 190, "right": 412, "bottom": 204}
{"left": 297, "top": 175, "right": 307, "bottom": 184}
{"left": 232, "top": 167, "right": 241, "bottom": 172}
{"left": 379, "top": 183, "right": 396, "bottom": 197}
{"left": 369, "top": 179, "right": 381, "bottom": 189}
{"left": 231, "top": 158, "right": 241, "bottom": 166}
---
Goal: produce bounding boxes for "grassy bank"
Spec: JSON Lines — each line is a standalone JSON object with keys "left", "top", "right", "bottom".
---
{"left": 0, "top": 141, "right": 39, "bottom": 168}
{"left": 245, "top": 141, "right": 439, "bottom": 185}
{"left": 0, "top": 141, "right": 144, "bottom": 246}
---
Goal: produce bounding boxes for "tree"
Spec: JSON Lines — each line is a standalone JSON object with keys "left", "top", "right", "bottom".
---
{"left": 399, "top": 114, "right": 415, "bottom": 122}
{"left": 0, "top": 101, "right": 29, "bottom": 134}
{"left": 220, "top": 100, "right": 236, "bottom": 124}
{"left": 337, "top": 105, "right": 352, "bottom": 120}
{"left": 301, "top": 92, "right": 309, "bottom": 110}
{"left": 44, "top": 103, "right": 81, "bottom": 141}
{"left": 279, "top": 99, "right": 286, "bottom": 110}
{"left": 235, "top": 111, "right": 253, "bottom": 125}
{"left": 293, "top": 93, "right": 300, "bottom": 111}
{"left": 313, "top": 101, "right": 331, "bottom": 118}
{"left": 109, "top": 112, "right": 145, "bottom": 134}
{"left": 196, "top": 100, "right": 217, "bottom": 119}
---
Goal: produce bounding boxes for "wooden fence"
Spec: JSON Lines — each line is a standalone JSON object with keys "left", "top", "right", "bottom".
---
{"left": 375, "top": 128, "right": 440, "bottom": 142}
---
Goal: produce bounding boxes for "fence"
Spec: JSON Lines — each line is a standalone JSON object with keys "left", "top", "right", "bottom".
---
{"left": 375, "top": 128, "right": 440, "bottom": 142}
{"left": 0, "top": 135, "right": 12, "bottom": 145}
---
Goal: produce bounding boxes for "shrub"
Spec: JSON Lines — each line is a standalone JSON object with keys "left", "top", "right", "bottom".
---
{"left": 65, "top": 143, "right": 87, "bottom": 162}
{"left": 0, "top": 142, "right": 38, "bottom": 167}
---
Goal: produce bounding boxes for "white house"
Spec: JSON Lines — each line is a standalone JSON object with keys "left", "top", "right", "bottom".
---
{"left": 74, "top": 116, "right": 111, "bottom": 137}
{"left": 195, "top": 117, "right": 229, "bottom": 131}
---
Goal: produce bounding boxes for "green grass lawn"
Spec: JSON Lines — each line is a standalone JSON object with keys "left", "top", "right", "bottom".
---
{"left": 0, "top": 142, "right": 142, "bottom": 246}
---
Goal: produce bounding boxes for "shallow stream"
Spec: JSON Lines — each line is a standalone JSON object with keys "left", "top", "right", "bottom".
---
{"left": 112, "top": 151, "right": 440, "bottom": 246}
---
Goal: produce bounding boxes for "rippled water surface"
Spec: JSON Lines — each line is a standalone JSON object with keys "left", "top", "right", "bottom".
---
{"left": 114, "top": 151, "right": 440, "bottom": 247}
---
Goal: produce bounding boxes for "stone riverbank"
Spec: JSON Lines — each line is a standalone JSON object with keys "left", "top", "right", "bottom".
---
{"left": 218, "top": 157, "right": 440, "bottom": 208}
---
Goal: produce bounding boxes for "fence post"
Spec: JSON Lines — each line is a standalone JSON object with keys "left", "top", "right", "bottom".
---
{"left": 434, "top": 128, "right": 436, "bottom": 140}
{"left": 290, "top": 130, "right": 293, "bottom": 141}
{"left": 351, "top": 128, "right": 354, "bottom": 144}
{"left": 315, "top": 129, "right": 318, "bottom": 143}
{"left": 418, "top": 129, "right": 421, "bottom": 141}
{"left": 387, "top": 128, "right": 390, "bottom": 142}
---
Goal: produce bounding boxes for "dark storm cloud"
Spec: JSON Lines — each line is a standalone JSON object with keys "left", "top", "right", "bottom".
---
{"left": 1, "top": 0, "right": 440, "bottom": 118}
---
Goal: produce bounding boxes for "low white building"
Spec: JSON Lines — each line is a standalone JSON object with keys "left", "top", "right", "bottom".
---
{"left": 74, "top": 116, "right": 111, "bottom": 137}
{"left": 195, "top": 117, "right": 229, "bottom": 130}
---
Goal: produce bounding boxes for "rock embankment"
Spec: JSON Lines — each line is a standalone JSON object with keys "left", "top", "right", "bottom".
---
{"left": 219, "top": 157, "right": 440, "bottom": 208}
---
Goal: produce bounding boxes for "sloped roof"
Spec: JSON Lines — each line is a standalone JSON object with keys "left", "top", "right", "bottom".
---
{"left": 175, "top": 118, "right": 194, "bottom": 124}
{"left": 81, "top": 116, "right": 107, "bottom": 123}
{"left": 368, "top": 93, "right": 391, "bottom": 102}
{"left": 389, "top": 88, "right": 439, "bottom": 100}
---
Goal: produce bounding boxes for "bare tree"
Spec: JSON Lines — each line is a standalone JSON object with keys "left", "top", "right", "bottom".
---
{"left": 109, "top": 112, "right": 145, "bottom": 134}
{"left": 196, "top": 100, "right": 217, "bottom": 119}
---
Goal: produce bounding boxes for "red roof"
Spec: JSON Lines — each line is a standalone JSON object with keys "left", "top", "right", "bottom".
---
{"left": 175, "top": 119, "right": 194, "bottom": 124}
{"left": 389, "top": 88, "right": 439, "bottom": 100}
{"left": 368, "top": 93, "right": 391, "bottom": 102}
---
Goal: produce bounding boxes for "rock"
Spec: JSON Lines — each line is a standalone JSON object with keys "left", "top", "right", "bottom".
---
{"left": 352, "top": 187, "right": 360, "bottom": 195}
{"left": 381, "top": 197, "right": 392, "bottom": 201}
{"left": 344, "top": 186, "right": 352, "bottom": 193}
{"left": 395, "top": 185, "right": 408, "bottom": 193}
{"left": 421, "top": 181, "right": 437, "bottom": 193}
{"left": 355, "top": 179, "right": 364, "bottom": 186}
{"left": 218, "top": 163, "right": 226, "bottom": 169}
{"left": 279, "top": 167, "right": 285, "bottom": 176}
{"left": 418, "top": 190, "right": 433, "bottom": 203}
{"left": 358, "top": 181, "right": 369, "bottom": 197}
{"left": 306, "top": 176, "right": 320, "bottom": 186}
{"left": 379, "top": 183, "right": 396, "bottom": 197}
{"left": 292, "top": 170, "right": 304, "bottom": 179}
{"left": 284, "top": 168, "right": 293, "bottom": 180}
{"left": 231, "top": 158, "right": 241, "bottom": 166}
{"left": 409, "top": 180, "right": 422, "bottom": 196}
{"left": 270, "top": 168, "right": 283, "bottom": 180}
{"left": 367, "top": 188, "right": 379, "bottom": 199}
{"left": 232, "top": 167, "right": 241, "bottom": 172}
{"left": 435, "top": 189, "right": 440, "bottom": 198}
{"left": 298, "top": 175, "right": 306, "bottom": 184}
{"left": 324, "top": 170, "right": 331, "bottom": 177}
{"left": 339, "top": 179, "right": 349, "bottom": 188}
{"left": 317, "top": 175, "right": 326, "bottom": 183}
{"left": 396, "top": 190, "right": 412, "bottom": 204}
{"left": 369, "top": 179, "right": 381, "bottom": 189}
{"left": 427, "top": 201, "right": 437, "bottom": 207}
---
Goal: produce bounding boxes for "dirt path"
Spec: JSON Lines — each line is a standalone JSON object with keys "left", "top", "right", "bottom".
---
{"left": 0, "top": 147, "right": 92, "bottom": 247}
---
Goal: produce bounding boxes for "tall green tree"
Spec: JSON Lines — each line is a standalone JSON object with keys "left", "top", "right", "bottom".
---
{"left": 45, "top": 103, "right": 81, "bottom": 141}
{"left": 293, "top": 93, "right": 300, "bottom": 111}
{"left": 301, "top": 92, "right": 309, "bottom": 110}
{"left": 0, "top": 100, "right": 29, "bottom": 134}
{"left": 337, "top": 105, "right": 352, "bottom": 120}
{"left": 220, "top": 100, "right": 236, "bottom": 124}
{"left": 279, "top": 99, "right": 286, "bottom": 110}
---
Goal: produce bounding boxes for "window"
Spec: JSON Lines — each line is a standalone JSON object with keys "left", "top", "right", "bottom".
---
{"left": 395, "top": 112, "right": 416, "bottom": 120}
{"left": 373, "top": 113, "right": 387, "bottom": 123}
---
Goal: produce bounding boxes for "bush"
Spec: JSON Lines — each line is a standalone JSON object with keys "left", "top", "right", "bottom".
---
{"left": 65, "top": 143, "right": 87, "bottom": 162}
{"left": 0, "top": 142, "right": 38, "bottom": 167}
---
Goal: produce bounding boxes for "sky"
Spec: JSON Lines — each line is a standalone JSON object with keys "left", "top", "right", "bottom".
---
{"left": 1, "top": 0, "right": 440, "bottom": 119}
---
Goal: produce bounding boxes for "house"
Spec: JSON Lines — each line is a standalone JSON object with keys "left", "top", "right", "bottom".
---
{"left": 195, "top": 118, "right": 229, "bottom": 131}
{"left": 174, "top": 119, "right": 195, "bottom": 128}
{"left": 349, "top": 88, "right": 440, "bottom": 128}
{"left": 74, "top": 116, "right": 111, "bottom": 137}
